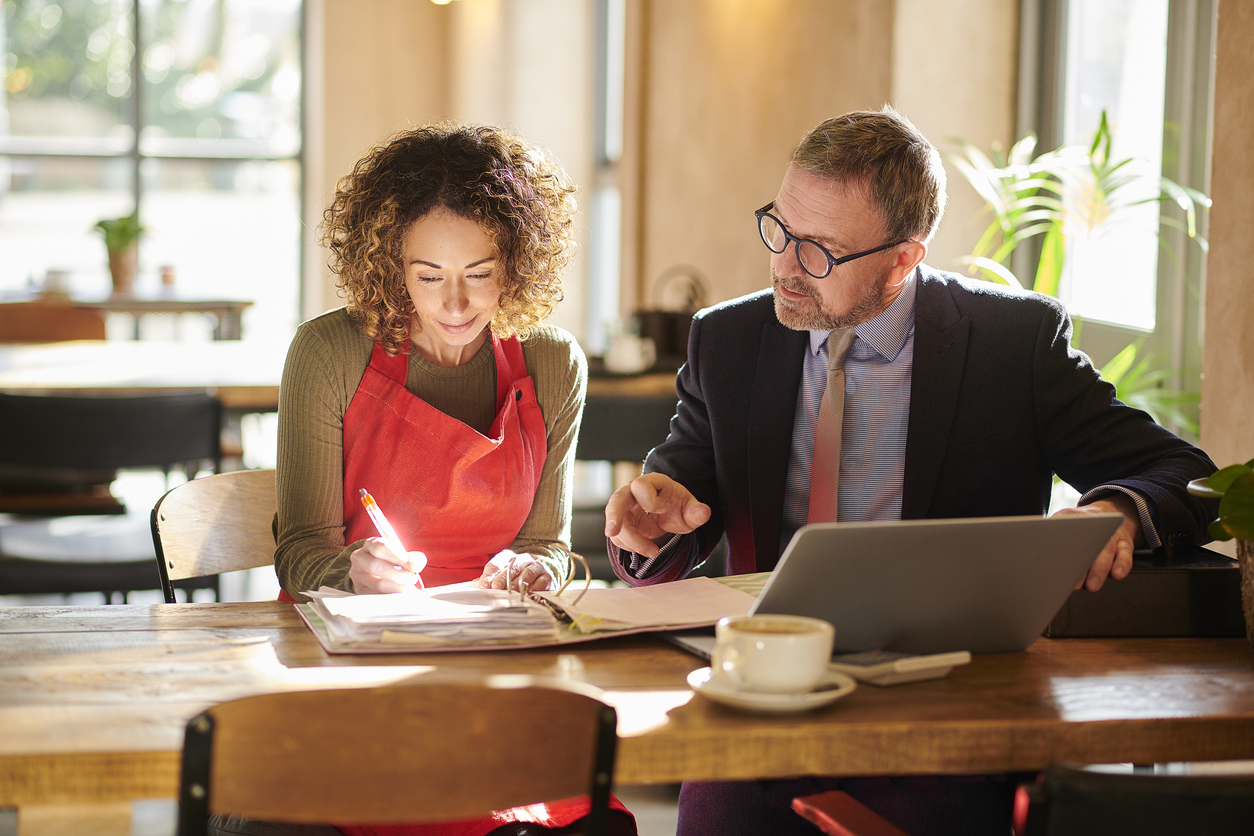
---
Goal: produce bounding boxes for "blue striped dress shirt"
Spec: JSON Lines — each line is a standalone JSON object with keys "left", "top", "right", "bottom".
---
{"left": 778, "top": 275, "right": 1159, "bottom": 555}
{"left": 780, "top": 276, "right": 916, "bottom": 552}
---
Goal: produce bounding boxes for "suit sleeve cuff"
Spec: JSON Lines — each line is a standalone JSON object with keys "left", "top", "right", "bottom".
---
{"left": 1079, "top": 485, "right": 1161, "bottom": 548}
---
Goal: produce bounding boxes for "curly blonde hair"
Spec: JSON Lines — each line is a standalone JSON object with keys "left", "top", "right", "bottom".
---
{"left": 320, "top": 123, "right": 578, "bottom": 354}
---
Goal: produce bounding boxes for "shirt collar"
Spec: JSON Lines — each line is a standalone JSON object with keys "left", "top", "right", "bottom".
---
{"left": 807, "top": 271, "right": 917, "bottom": 361}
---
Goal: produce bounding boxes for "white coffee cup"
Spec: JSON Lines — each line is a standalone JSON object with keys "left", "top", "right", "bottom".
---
{"left": 710, "top": 614, "right": 835, "bottom": 694}
{"left": 42, "top": 269, "right": 71, "bottom": 296}
{"left": 603, "top": 331, "right": 656, "bottom": 375}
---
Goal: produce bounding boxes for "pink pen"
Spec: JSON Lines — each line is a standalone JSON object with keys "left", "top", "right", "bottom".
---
{"left": 358, "top": 489, "right": 426, "bottom": 589}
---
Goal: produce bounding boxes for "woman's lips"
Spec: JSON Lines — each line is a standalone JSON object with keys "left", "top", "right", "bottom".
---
{"left": 440, "top": 317, "right": 477, "bottom": 335}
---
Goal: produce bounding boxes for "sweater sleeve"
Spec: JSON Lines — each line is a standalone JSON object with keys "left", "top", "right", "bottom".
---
{"left": 273, "top": 313, "right": 369, "bottom": 600}
{"left": 512, "top": 327, "right": 587, "bottom": 588}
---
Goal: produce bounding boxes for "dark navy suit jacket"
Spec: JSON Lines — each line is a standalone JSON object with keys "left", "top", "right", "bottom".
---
{"left": 613, "top": 267, "right": 1217, "bottom": 582}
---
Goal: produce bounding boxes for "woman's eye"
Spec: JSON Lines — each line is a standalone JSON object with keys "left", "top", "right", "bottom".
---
{"left": 467, "top": 272, "right": 492, "bottom": 281}
{"left": 417, "top": 274, "right": 443, "bottom": 283}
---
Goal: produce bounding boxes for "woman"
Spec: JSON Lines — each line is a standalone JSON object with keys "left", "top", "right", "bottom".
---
{"left": 276, "top": 123, "right": 583, "bottom": 601}
{"left": 267, "top": 124, "right": 635, "bottom": 836}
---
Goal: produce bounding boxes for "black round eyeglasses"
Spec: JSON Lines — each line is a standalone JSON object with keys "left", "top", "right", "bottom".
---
{"left": 755, "top": 201, "right": 906, "bottom": 279}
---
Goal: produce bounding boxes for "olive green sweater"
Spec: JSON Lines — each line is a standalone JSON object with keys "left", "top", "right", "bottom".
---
{"left": 274, "top": 308, "right": 586, "bottom": 600}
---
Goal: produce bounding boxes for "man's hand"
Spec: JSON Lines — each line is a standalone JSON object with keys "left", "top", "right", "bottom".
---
{"left": 604, "top": 472, "right": 712, "bottom": 558}
{"left": 1053, "top": 494, "right": 1143, "bottom": 591}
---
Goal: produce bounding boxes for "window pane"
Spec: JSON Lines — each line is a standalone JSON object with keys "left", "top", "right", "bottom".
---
{"left": 139, "top": 0, "right": 301, "bottom": 158}
{"left": 1060, "top": 0, "right": 1169, "bottom": 331}
{"left": 0, "top": 156, "right": 135, "bottom": 295}
{"left": 141, "top": 157, "right": 300, "bottom": 338}
{"left": 1, "top": 0, "right": 134, "bottom": 152}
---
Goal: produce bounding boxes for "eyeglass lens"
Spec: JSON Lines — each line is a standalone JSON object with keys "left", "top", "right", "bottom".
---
{"left": 758, "top": 213, "right": 832, "bottom": 278}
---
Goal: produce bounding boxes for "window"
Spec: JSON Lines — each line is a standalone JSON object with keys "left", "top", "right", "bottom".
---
{"left": 1022, "top": 0, "right": 1215, "bottom": 435}
{"left": 0, "top": 0, "right": 303, "bottom": 339}
{"left": 584, "top": 0, "right": 625, "bottom": 356}
{"left": 1058, "top": 0, "right": 1170, "bottom": 331}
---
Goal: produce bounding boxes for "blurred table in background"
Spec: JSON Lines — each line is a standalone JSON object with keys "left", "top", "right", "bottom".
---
{"left": 0, "top": 339, "right": 284, "bottom": 411}
{"left": 0, "top": 293, "right": 253, "bottom": 341}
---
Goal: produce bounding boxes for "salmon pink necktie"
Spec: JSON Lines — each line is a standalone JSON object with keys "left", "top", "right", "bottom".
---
{"left": 806, "top": 328, "right": 857, "bottom": 524}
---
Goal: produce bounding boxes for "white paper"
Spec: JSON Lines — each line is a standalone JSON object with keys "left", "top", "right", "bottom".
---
{"left": 535, "top": 576, "right": 755, "bottom": 633}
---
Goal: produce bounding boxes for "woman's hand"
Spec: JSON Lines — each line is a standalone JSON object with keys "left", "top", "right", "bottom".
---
{"left": 477, "top": 550, "right": 553, "bottom": 592}
{"left": 349, "top": 538, "right": 426, "bottom": 594}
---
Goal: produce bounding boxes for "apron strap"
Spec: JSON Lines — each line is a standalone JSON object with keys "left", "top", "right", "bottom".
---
{"left": 369, "top": 340, "right": 410, "bottom": 385}
{"left": 491, "top": 333, "right": 529, "bottom": 412}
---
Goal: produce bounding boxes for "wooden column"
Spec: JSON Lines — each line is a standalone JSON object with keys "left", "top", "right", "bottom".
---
{"left": 1201, "top": 1, "right": 1254, "bottom": 474}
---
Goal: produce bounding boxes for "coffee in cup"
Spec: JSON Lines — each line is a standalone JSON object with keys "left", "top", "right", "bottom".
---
{"left": 710, "top": 614, "right": 834, "bottom": 694}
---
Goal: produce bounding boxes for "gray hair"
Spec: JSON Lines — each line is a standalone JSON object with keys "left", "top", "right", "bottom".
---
{"left": 792, "top": 105, "right": 946, "bottom": 244}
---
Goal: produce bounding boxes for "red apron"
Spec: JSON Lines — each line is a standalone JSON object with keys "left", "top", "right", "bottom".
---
{"left": 340, "top": 333, "right": 546, "bottom": 587}
{"left": 290, "top": 334, "right": 631, "bottom": 836}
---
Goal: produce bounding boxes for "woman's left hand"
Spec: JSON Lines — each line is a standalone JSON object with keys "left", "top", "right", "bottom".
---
{"left": 477, "top": 550, "right": 553, "bottom": 592}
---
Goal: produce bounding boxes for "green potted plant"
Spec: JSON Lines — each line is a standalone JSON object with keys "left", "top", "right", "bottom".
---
{"left": 1188, "top": 460, "right": 1254, "bottom": 649}
{"left": 946, "top": 112, "right": 1209, "bottom": 434}
{"left": 93, "top": 211, "right": 144, "bottom": 296}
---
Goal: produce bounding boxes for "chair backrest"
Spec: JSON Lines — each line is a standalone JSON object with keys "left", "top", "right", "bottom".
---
{"left": 151, "top": 469, "right": 277, "bottom": 603}
{"left": 0, "top": 301, "right": 107, "bottom": 343}
{"left": 177, "top": 678, "right": 618, "bottom": 835}
{"left": 1019, "top": 763, "right": 1254, "bottom": 836}
{"left": 575, "top": 393, "right": 677, "bottom": 463}
{"left": 0, "top": 391, "right": 221, "bottom": 472}
{"left": 0, "top": 391, "right": 222, "bottom": 517}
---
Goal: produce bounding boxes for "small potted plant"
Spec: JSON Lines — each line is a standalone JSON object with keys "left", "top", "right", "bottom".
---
{"left": 93, "top": 211, "right": 144, "bottom": 296}
{"left": 1189, "top": 459, "right": 1254, "bottom": 649}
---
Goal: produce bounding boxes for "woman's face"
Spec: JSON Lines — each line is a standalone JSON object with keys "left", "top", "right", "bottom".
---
{"left": 402, "top": 208, "right": 503, "bottom": 367}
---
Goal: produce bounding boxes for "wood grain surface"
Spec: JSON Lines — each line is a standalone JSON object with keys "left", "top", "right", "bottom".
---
{"left": 3, "top": 602, "right": 1254, "bottom": 805}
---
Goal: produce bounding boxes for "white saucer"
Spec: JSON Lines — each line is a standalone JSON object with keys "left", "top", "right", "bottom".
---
{"left": 686, "top": 666, "right": 857, "bottom": 714}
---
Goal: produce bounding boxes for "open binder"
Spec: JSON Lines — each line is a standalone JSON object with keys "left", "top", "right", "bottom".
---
{"left": 295, "top": 573, "right": 770, "bottom": 655}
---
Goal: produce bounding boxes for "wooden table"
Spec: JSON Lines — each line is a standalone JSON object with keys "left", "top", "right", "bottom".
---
{"left": 77, "top": 297, "right": 252, "bottom": 341}
{"left": 3, "top": 601, "right": 1254, "bottom": 816}
{"left": 0, "top": 339, "right": 286, "bottom": 410}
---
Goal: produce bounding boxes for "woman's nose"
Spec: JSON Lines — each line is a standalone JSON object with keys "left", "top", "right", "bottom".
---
{"left": 443, "top": 283, "right": 469, "bottom": 313}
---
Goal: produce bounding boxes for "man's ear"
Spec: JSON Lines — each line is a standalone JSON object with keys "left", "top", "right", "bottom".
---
{"left": 887, "top": 240, "right": 927, "bottom": 287}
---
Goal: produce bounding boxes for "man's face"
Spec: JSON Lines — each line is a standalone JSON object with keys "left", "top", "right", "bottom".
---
{"left": 769, "top": 164, "right": 904, "bottom": 331}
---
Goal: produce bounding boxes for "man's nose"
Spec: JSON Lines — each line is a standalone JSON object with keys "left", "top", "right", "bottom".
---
{"left": 772, "top": 242, "right": 806, "bottom": 279}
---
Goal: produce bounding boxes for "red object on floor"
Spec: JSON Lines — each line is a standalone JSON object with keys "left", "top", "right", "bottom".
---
{"left": 792, "top": 790, "right": 912, "bottom": 836}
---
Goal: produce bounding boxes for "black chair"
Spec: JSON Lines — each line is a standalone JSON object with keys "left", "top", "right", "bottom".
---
{"left": 572, "top": 390, "right": 680, "bottom": 579}
{"left": 1016, "top": 763, "right": 1254, "bottom": 835}
{"left": 793, "top": 764, "right": 1254, "bottom": 836}
{"left": 0, "top": 391, "right": 222, "bottom": 603}
{"left": 574, "top": 393, "right": 679, "bottom": 465}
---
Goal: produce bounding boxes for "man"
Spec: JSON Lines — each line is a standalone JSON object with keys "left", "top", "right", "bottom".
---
{"left": 603, "top": 107, "right": 1217, "bottom": 836}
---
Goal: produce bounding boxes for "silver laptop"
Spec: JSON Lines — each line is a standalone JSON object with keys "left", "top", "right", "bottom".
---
{"left": 749, "top": 514, "right": 1124, "bottom": 654}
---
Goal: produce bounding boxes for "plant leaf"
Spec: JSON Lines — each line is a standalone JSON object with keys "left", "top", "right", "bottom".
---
{"left": 1210, "top": 463, "right": 1254, "bottom": 494}
{"left": 1209, "top": 518, "right": 1233, "bottom": 541}
{"left": 1216, "top": 472, "right": 1254, "bottom": 540}
{"left": 1033, "top": 222, "right": 1065, "bottom": 296}
{"left": 964, "top": 257, "right": 1024, "bottom": 288}
{"left": 1100, "top": 343, "right": 1139, "bottom": 386}
{"left": 1188, "top": 478, "right": 1223, "bottom": 499}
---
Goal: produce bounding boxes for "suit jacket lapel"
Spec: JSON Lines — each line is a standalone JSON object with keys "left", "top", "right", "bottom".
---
{"left": 903, "top": 274, "right": 969, "bottom": 519}
{"left": 749, "top": 319, "right": 806, "bottom": 569}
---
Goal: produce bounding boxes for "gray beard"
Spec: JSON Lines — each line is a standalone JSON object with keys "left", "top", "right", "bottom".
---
{"left": 771, "top": 270, "right": 887, "bottom": 331}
